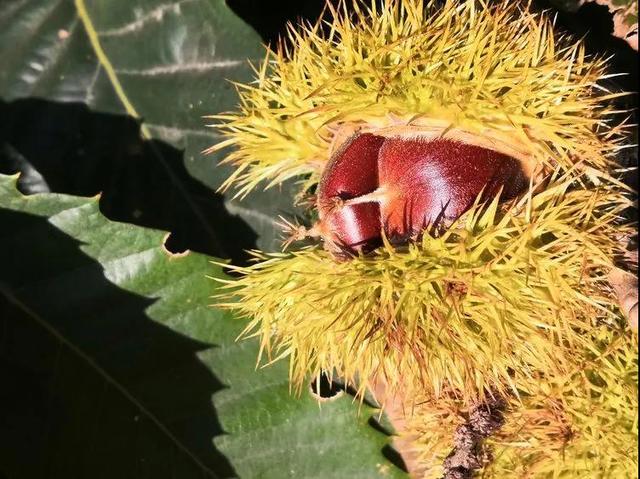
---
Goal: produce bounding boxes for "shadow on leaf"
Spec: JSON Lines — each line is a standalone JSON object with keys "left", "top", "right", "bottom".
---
{"left": 0, "top": 98, "right": 257, "bottom": 265}
{"left": 0, "top": 207, "right": 236, "bottom": 478}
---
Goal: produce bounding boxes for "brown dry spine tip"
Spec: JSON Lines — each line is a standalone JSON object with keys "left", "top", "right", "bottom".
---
{"left": 315, "top": 132, "right": 529, "bottom": 254}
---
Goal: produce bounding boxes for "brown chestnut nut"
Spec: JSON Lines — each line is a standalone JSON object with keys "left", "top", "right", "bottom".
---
{"left": 316, "top": 133, "right": 528, "bottom": 254}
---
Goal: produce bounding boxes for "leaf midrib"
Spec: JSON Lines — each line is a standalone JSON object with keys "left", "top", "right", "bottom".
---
{"left": 73, "top": 0, "right": 228, "bottom": 259}
{"left": 74, "top": 0, "right": 147, "bottom": 135}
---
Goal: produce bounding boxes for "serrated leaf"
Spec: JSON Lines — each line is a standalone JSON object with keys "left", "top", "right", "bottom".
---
{"left": 0, "top": 173, "right": 406, "bottom": 478}
{"left": 0, "top": 0, "right": 298, "bottom": 252}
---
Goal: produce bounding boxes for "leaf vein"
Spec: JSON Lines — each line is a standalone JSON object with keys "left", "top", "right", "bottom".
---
{"left": 144, "top": 123, "right": 221, "bottom": 141}
{"left": 115, "top": 60, "right": 244, "bottom": 76}
{"left": 97, "top": 0, "right": 197, "bottom": 37}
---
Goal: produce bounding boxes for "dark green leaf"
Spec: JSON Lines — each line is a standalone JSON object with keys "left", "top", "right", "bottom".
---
{"left": 0, "top": 174, "right": 406, "bottom": 478}
{"left": 0, "top": 0, "right": 299, "bottom": 253}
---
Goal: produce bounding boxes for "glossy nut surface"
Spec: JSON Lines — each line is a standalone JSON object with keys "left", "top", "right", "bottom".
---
{"left": 317, "top": 133, "right": 528, "bottom": 253}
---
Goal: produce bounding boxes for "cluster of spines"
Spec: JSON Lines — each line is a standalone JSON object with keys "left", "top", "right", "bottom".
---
{"left": 216, "top": 171, "right": 634, "bottom": 402}
{"left": 208, "top": 0, "right": 630, "bottom": 199}
{"left": 403, "top": 326, "right": 637, "bottom": 478}
{"left": 209, "top": 0, "right": 637, "bottom": 476}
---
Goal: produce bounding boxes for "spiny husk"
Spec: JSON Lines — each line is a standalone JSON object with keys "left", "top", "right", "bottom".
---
{"left": 403, "top": 327, "right": 638, "bottom": 478}
{"left": 216, "top": 170, "right": 634, "bottom": 402}
{"left": 210, "top": 0, "right": 637, "bottom": 476}
{"left": 208, "top": 0, "right": 629, "bottom": 198}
